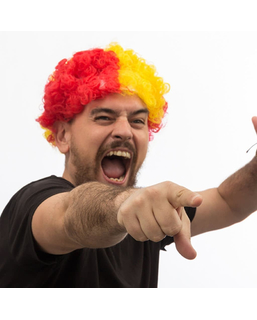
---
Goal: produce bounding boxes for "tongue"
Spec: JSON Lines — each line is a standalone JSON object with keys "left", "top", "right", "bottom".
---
{"left": 102, "top": 157, "right": 126, "bottom": 179}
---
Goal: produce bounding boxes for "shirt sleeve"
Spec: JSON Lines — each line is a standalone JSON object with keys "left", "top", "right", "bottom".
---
{"left": 5, "top": 176, "right": 74, "bottom": 268}
{"left": 160, "top": 206, "right": 196, "bottom": 251}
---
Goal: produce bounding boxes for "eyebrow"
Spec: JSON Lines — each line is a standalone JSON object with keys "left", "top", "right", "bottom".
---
{"left": 90, "top": 107, "right": 149, "bottom": 117}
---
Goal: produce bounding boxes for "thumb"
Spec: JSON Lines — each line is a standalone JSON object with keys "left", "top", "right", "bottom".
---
{"left": 173, "top": 209, "right": 197, "bottom": 260}
{"left": 252, "top": 116, "right": 257, "bottom": 134}
{"left": 166, "top": 181, "right": 203, "bottom": 209}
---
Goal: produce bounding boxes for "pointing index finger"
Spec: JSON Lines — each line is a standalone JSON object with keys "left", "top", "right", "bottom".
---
{"left": 173, "top": 208, "right": 197, "bottom": 260}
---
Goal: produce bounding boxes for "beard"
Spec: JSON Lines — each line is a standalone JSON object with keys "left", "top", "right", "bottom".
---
{"left": 69, "top": 139, "right": 142, "bottom": 187}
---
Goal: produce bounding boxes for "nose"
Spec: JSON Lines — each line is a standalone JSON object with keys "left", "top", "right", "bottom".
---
{"left": 111, "top": 118, "right": 133, "bottom": 141}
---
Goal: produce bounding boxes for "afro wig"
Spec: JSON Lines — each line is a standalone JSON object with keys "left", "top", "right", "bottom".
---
{"left": 36, "top": 43, "right": 170, "bottom": 145}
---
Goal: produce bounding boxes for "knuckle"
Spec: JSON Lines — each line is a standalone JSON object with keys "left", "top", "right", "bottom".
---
{"left": 143, "top": 224, "right": 166, "bottom": 242}
{"left": 118, "top": 206, "right": 130, "bottom": 220}
{"left": 133, "top": 193, "right": 146, "bottom": 208}
{"left": 144, "top": 186, "right": 159, "bottom": 199}
{"left": 165, "top": 180, "right": 191, "bottom": 207}
{"left": 162, "top": 222, "right": 182, "bottom": 237}
{"left": 133, "top": 186, "right": 159, "bottom": 207}
{"left": 134, "top": 234, "right": 148, "bottom": 242}
{"left": 164, "top": 180, "right": 176, "bottom": 190}
{"left": 176, "top": 187, "right": 187, "bottom": 199}
{"left": 164, "top": 180, "right": 173, "bottom": 188}
{"left": 150, "top": 234, "right": 166, "bottom": 243}
{"left": 174, "top": 188, "right": 190, "bottom": 208}
{"left": 125, "top": 222, "right": 148, "bottom": 242}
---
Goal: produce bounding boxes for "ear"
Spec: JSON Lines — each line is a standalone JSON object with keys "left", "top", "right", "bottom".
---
{"left": 53, "top": 122, "right": 71, "bottom": 154}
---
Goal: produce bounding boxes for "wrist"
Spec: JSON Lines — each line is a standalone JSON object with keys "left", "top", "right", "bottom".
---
{"left": 114, "top": 187, "right": 137, "bottom": 210}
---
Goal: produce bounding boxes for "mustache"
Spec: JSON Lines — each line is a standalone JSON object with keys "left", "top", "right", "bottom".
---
{"left": 96, "top": 140, "right": 137, "bottom": 163}
{"left": 108, "top": 141, "right": 135, "bottom": 154}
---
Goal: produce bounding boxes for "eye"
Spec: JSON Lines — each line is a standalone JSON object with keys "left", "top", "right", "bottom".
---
{"left": 133, "top": 119, "right": 145, "bottom": 124}
{"left": 95, "top": 116, "right": 111, "bottom": 121}
{"left": 131, "top": 118, "right": 146, "bottom": 128}
{"left": 94, "top": 116, "right": 114, "bottom": 125}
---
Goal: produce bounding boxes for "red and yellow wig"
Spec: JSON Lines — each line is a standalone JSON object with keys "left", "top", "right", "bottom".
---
{"left": 36, "top": 43, "right": 170, "bottom": 145}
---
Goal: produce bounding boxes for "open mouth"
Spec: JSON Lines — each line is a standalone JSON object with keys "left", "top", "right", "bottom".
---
{"left": 101, "top": 149, "right": 132, "bottom": 184}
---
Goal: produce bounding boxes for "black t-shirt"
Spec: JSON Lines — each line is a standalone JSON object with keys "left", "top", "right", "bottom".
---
{"left": 0, "top": 176, "right": 195, "bottom": 288}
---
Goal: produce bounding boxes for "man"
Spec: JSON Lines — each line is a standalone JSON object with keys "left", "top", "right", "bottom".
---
{"left": 0, "top": 43, "right": 257, "bottom": 287}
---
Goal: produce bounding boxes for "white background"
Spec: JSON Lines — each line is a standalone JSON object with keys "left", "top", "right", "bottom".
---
{"left": 1, "top": 31, "right": 257, "bottom": 288}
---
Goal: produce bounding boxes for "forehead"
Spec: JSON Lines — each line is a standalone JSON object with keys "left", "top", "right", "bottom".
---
{"left": 86, "top": 93, "right": 148, "bottom": 115}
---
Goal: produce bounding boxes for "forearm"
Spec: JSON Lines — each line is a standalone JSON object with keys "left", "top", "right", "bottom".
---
{"left": 218, "top": 155, "right": 257, "bottom": 220}
{"left": 63, "top": 182, "right": 135, "bottom": 249}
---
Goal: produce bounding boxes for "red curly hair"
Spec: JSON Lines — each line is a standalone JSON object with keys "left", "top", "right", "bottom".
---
{"left": 36, "top": 43, "right": 170, "bottom": 144}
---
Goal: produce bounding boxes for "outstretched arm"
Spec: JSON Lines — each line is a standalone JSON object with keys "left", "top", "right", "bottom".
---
{"left": 32, "top": 180, "right": 202, "bottom": 259}
{"left": 192, "top": 117, "right": 257, "bottom": 236}
{"left": 32, "top": 182, "right": 132, "bottom": 255}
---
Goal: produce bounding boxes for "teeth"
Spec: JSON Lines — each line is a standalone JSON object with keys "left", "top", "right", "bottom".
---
{"left": 109, "top": 175, "right": 125, "bottom": 182}
{"left": 106, "top": 150, "right": 131, "bottom": 159}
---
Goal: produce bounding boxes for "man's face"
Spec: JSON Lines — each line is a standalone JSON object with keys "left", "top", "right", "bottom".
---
{"left": 63, "top": 94, "right": 149, "bottom": 187}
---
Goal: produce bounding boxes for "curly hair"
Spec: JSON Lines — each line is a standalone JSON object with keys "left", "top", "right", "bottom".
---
{"left": 36, "top": 43, "right": 170, "bottom": 144}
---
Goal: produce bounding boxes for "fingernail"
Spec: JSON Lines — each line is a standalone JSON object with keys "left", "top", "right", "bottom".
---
{"left": 192, "top": 193, "right": 200, "bottom": 201}
{"left": 191, "top": 193, "right": 202, "bottom": 205}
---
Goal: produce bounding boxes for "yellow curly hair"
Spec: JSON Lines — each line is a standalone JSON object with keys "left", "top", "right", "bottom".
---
{"left": 37, "top": 43, "right": 170, "bottom": 144}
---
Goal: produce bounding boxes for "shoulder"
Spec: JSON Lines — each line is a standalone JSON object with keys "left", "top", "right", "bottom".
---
{"left": 1, "top": 176, "right": 74, "bottom": 220}
{"left": 14, "top": 175, "right": 73, "bottom": 202}
{"left": 22, "top": 175, "right": 74, "bottom": 194}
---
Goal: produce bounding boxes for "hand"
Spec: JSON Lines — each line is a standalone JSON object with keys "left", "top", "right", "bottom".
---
{"left": 117, "top": 181, "right": 203, "bottom": 260}
{"left": 252, "top": 116, "right": 257, "bottom": 134}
